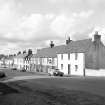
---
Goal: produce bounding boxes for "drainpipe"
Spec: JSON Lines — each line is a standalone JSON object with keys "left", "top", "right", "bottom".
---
{"left": 83, "top": 54, "right": 86, "bottom": 77}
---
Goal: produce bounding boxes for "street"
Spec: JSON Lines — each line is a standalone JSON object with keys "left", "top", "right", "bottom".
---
{"left": 0, "top": 68, "right": 105, "bottom": 105}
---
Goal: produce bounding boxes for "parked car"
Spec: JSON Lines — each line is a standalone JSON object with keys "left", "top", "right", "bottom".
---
{"left": 0, "top": 70, "right": 6, "bottom": 78}
{"left": 11, "top": 67, "right": 17, "bottom": 70}
{"left": 53, "top": 69, "right": 64, "bottom": 76}
{"left": 48, "top": 68, "right": 64, "bottom": 76}
{"left": 21, "top": 67, "right": 26, "bottom": 72}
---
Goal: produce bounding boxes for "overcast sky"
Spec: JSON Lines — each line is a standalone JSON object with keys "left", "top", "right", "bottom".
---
{"left": 0, "top": 0, "right": 105, "bottom": 54}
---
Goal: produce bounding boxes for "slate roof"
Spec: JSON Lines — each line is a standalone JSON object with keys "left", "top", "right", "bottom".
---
{"left": 59, "top": 39, "right": 93, "bottom": 54}
{"left": 5, "top": 56, "right": 14, "bottom": 60}
{"left": 25, "top": 54, "right": 33, "bottom": 60}
{"left": 31, "top": 54, "right": 38, "bottom": 58}
{"left": 32, "top": 39, "right": 93, "bottom": 58}
{"left": 14, "top": 54, "right": 27, "bottom": 58}
{"left": 35, "top": 45, "right": 66, "bottom": 58}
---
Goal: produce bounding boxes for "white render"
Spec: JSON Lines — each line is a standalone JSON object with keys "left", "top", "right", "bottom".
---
{"left": 14, "top": 57, "right": 24, "bottom": 69}
{"left": 86, "top": 69, "right": 105, "bottom": 76}
{"left": 57, "top": 53, "right": 85, "bottom": 76}
{"left": 41, "top": 57, "right": 57, "bottom": 67}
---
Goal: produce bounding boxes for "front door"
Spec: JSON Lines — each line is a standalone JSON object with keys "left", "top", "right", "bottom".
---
{"left": 68, "top": 64, "right": 70, "bottom": 75}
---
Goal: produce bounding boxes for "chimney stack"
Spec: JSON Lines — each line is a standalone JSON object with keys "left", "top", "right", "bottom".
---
{"left": 94, "top": 31, "right": 101, "bottom": 43}
{"left": 50, "top": 41, "right": 54, "bottom": 48}
{"left": 37, "top": 49, "right": 40, "bottom": 53}
{"left": 66, "top": 37, "right": 72, "bottom": 45}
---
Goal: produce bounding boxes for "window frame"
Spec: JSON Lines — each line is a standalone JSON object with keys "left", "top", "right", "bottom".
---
{"left": 61, "top": 64, "right": 63, "bottom": 70}
{"left": 75, "top": 65, "right": 78, "bottom": 71}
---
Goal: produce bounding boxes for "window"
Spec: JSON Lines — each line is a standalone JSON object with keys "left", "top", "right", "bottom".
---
{"left": 61, "top": 54, "right": 63, "bottom": 60}
{"left": 68, "top": 54, "right": 70, "bottom": 60}
{"left": 42, "top": 58, "right": 44, "bottom": 63}
{"left": 75, "top": 65, "right": 78, "bottom": 71}
{"left": 49, "top": 59, "right": 52, "bottom": 64}
{"left": 47, "top": 58, "right": 49, "bottom": 64}
{"left": 75, "top": 53, "right": 78, "bottom": 60}
{"left": 61, "top": 64, "right": 63, "bottom": 70}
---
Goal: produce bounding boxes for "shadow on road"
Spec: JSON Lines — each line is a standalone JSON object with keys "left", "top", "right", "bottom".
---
{"left": 0, "top": 83, "right": 19, "bottom": 95}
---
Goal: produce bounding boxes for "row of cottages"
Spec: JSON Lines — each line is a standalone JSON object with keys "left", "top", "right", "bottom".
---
{"left": 30, "top": 41, "right": 66, "bottom": 73}
{"left": 13, "top": 53, "right": 27, "bottom": 70}
{"left": 13, "top": 52, "right": 33, "bottom": 71}
{"left": 32, "top": 32, "right": 105, "bottom": 76}
{"left": 58, "top": 32, "right": 105, "bottom": 76}
{"left": 12, "top": 32, "right": 105, "bottom": 76}
{"left": 24, "top": 54, "right": 33, "bottom": 71}
{"left": 4, "top": 56, "right": 14, "bottom": 68}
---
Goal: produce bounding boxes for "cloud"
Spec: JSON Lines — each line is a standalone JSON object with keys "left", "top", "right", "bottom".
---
{"left": 4, "top": 14, "right": 45, "bottom": 40}
{"left": 73, "top": 10, "right": 94, "bottom": 18}
{"left": 50, "top": 10, "right": 93, "bottom": 37}
{"left": 0, "top": 0, "right": 104, "bottom": 54}
{"left": 51, "top": 14, "right": 74, "bottom": 36}
{"left": 0, "top": 8, "right": 94, "bottom": 54}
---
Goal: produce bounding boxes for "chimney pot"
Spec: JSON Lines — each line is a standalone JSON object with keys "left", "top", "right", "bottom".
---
{"left": 94, "top": 31, "right": 101, "bottom": 43}
{"left": 50, "top": 41, "right": 54, "bottom": 48}
{"left": 66, "top": 37, "right": 72, "bottom": 45}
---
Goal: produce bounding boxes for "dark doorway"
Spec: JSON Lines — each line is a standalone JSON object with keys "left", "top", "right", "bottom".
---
{"left": 68, "top": 64, "right": 71, "bottom": 75}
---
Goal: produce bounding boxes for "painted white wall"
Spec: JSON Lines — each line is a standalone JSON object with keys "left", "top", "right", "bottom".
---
{"left": 31, "top": 58, "right": 36, "bottom": 64}
{"left": 57, "top": 53, "right": 85, "bottom": 76}
{"left": 40, "top": 57, "right": 57, "bottom": 67}
{"left": 14, "top": 58, "right": 24, "bottom": 69}
{"left": 86, "top": 69, "right": 105, "bottom": 76}
{"left": 54, "top": 58, "right": 57, "bottom": 67}
{"left": 42, "top": 58, "right": 47, "bottom": 65}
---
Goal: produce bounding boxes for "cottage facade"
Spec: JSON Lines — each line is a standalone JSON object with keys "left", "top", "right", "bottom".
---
{"left": 5, "top": 56, "right": 14, "bottom": 68}
{"left": 13, "top": 54, "right": 27, "bottom": 70}
{"left": 57, "top": 53, "right": 85, "bottom": 76}
{"left": 12, "top": 32, "right": 105, "bottom": 76}
{"left": 33, "top": 43, "right": 65, "bottom": 73}
{"left": 24, "top": 54, "right": 33, "bottom": 71}
{"left": 57, "top": 32, "right": 105, "bottom": 76}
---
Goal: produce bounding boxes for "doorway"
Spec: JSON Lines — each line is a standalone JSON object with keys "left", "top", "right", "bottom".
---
{"left": 68, "top": 64, "right": 71, "bottom": 75}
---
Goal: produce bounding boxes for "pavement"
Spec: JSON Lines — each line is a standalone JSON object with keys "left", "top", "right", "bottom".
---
{"left": 1, "top": 75, "right": 52, "bottom": 83}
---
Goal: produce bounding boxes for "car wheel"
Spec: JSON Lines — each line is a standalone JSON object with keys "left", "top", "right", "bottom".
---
{"left": 49, "top": 73, "right": 51, "bottom": 76}
{"left": 53, "top": 73, "right": 56, "bottom": 76}
{"left": 60, "top": 74, "right": 63, "bottom": 77}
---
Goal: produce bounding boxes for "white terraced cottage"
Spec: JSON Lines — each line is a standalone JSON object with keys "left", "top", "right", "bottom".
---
{"left": 57, "top": 36, "right": 91, "bottom": 76}
{"left": 57, "top": 32, "right": 105, "bottom": 76}
{"left": 33, "top": 41, "right": 66, "bottom": 73}
{"left": 13, "top": 54, "right": 27, "bottom": 70}
{"left": 57, "top": 53, "right": 85, "bottom": 76}
{"left": 13, "top": 32, "right": 105, "bottom": 77}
